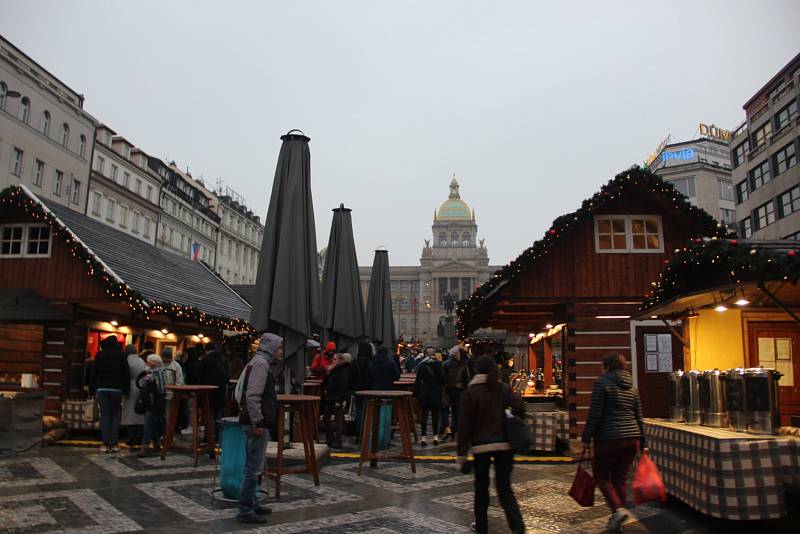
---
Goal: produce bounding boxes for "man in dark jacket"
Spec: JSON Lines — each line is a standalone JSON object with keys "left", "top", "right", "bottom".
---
{"left": 439, "top": 346, "right": 471, "bottom": 440}
{"left": 414, "top": 348, "right": 445, "bottom": 446}
{"left": 582, "top": 353, "right": 645, "bottom": 532}
{"left": 237, "top": 333, "right": 282, "bottom": 524}
{"left": 198, "top": 344, "right": 230, "bottom": 444}
{"left": 323, "top": 353, "right": 353, "bottom": 447}
{"left": 367, "top": 346, "right": 400, "bottom": 390}
{"left": 457, "top": 356, "right": 525, "bottom": 534}
{"left": 90, "top": 336, "right": 130, "bottom": 452}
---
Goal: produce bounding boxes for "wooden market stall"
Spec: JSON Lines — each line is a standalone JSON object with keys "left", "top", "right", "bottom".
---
{"left": 457, "top": 167, "right": 726, "bottom": 439}
{"left": 0, "top": 185, "right": 252, "bottom": 421}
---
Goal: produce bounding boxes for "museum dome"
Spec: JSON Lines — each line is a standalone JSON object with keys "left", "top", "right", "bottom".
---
{"left": 435, "top": 177, "right": 473, "bottom": 221}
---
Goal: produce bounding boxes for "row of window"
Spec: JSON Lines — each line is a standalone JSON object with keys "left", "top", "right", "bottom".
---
{"left": 90, "top": 192, "right": 152, "bottom": 239}
{"left": 94, "top": 154, "right": 156, "bottom": 204}
{"left": 0, "top": 224, "right": 51, "bottom": 257}
{"left": 666, "top": 176, "right": 734, "bottom": 202}
{"left": 0, "top": 82, "right": 87, "bottom": 158}
{"left": 736, "top": 139, "right": 798, "bottom": 204}
{"left": 224, "top": 269, "right": 254, "bottom": 285}
{"left": 740, "top": 185, "right": 800, "bottom": 237}
{"left": 10, "top": 146, "right": 81, "bottom": 205}
{"left": 222, "top": 210, "right": 261, "bottom": 243}
{"left": 437, "top": 231, "right": 471, "bottom": 247}
{"left": 157, "top": 222, "right": 216, "bottom": 264}
{"left": 594, "top": 215, "right": 664, "bottom": 253}
{"left": 732, "top": 99, "right": 798, "bottom": 169}
{"left": 389, "top": 280, "right": 420, "bottom": 294}
{"left": 162, "top": 193, "right": 217, "bottom": 240}
{"left": 220, "top": 235, "right": 258, "bottom": 270}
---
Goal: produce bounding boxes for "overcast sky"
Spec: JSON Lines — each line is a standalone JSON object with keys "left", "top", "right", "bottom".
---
{"left": 3, "top": 1, "right": 799, "bottom": 266}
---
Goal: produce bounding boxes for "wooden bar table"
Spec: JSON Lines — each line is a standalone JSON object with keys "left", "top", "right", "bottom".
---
{"left": 356, "top": 390, "right": 416, "bottom": 475}
{"left": 267, "top": 394, "right": 321, "bottom": 498}
{"left": 161, "top": 384, "right": 218, "bottom": 467}
{"left": 302, "top": 381, "right": 323, "bottom": 439}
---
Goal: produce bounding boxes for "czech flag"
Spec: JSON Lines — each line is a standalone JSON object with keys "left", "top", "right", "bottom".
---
{"left": 192, "top": 242, "right": 201, "bottom": 261}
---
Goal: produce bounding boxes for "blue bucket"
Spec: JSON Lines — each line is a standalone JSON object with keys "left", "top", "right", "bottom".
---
{"left": 220, "top": 417, "right": 246, "bottom": 499}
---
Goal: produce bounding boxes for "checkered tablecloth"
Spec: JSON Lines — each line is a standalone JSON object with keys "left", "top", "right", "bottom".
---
{"left": 525, "top": 411, "right": 569, "bottom": 451}
{"left": 644, "top": 419, "right": 800, "bottom": 520}
{"left": 61, "top": 398, "right": 99, "bottom": 430}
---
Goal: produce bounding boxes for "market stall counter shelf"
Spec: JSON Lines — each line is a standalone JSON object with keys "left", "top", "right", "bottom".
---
{"left": 644, "top": 419, "right": 800, "bottom": 520}
{"left": 522, "top": 406, "right": 569, "bottom": 452}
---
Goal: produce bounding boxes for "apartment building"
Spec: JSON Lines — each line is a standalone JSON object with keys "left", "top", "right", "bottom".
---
{"left": 215, "top": 186, "right": 263, "bottom": 284}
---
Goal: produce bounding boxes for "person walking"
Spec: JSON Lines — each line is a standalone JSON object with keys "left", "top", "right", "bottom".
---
{"left": 404, "top": 347, "right": 421, "bottom": 372}
{"left": 121, "top": 344, "right": 146, "bottom": 448}
{"left": 89, "top": 337, "right": 130, "bottom": 453}
{"left": 440, "top": 346, "right": 471, "bottom": 441}
{"left": 323, "top": 353, "right": 353, "bottom": 447}
{"left": 457, "top": 356, "right": 525, "bottom": 534}
{"left": 367, "top": 345, "right": 400, "bottom": 390}
{"left": 353, "top": 342, "right": 373, "bottom": 437}
{"left": 414, "top": 347, "right": 445, "bottom": 446}
{"left": 198, "top": 343, "right": 229, "bottom": 445}
{"left": 582, "top": 353, "right": 645, "bottom": 533}
{"left": 137, "top": 354, "right": 167, "bottom": 457}
{"left": 237, "top": 333, "right": 282, "bottom": 525}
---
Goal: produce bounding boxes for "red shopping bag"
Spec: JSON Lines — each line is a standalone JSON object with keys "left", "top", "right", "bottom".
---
{"left": 569, "top": 461, "right": 596, "bottom": 507}
{"left": 632, "top": 450, "right": 667, "bottom": 505}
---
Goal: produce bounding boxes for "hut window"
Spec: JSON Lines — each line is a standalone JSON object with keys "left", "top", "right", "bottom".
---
{"left": 595, "top": 216, "right": 628, "bottom": 251}
{"left": 0, "top": 224, "right": 51, "bottom": 257}
{"left": 26, "top": 225, "right": 50, "bottom": 256}
{"left": 0, "top": 225, "right": 24, "bottom": 256}
{"left": 594, "top": 215, "right": 663, "bottom": 253}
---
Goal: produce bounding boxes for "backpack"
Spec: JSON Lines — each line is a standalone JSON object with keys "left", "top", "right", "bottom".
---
{"left": 234, "top": 365, "right": 252, "bottom": 405}
{"left": 135, "top": 371, "right": 165, "bottom": 414}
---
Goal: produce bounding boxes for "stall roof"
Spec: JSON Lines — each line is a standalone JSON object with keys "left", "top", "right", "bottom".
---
{"left": 638, "top": 239, "right": 800, "bottom": 318}
{"left": 1, "top": 186, "right": 252, "bottom": 328}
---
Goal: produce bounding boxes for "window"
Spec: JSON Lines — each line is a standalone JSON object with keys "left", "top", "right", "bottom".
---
{"left": 53, "top": 170, "right": 63, "bottom": 196}
{"left": 390, "top": 280, "right": 398, "bottom": 293}
{"left": 40, "top": 111, "right": 50, "bottom": 136}
{"left": 135, "top": 179, "right": 142, "bottom": 194}
{"left": 91, "top": 192, "right": 101, "bottom": 215}
{"left": 779, "top": 186, "right": 800, "bottom": 218}
{"left": 594, "top": 215, "right": 663, "bottom": 253}
{"left": 33, "top": 159, "right": 44, "bottom": 186}
{"left": 119, "top": 205, "right": 128, "bottom": 227}
{"left": 718, "top": 179, "right": 734, "bottom": 201}
{"left": 755, "top": 201, "right": 776, "bottom": 230}
{"left": 0, "top": 225, "right": 50, "bottom": 258}
{"left": 110, "top": 164, "right": 118, "bottom": 181}
{"left": 720, "top": 208, "right": 736, "bottom": 226}
{"left": 19, "top": 97, "right": 30, "bottom": 123}
{"left": 462, "top": 232, "right": 470, "bottom": 247}
{"left": 143, "top": 217, "right": 151, "bottom": 238}
{"left": 132, "top": 211, "right": 140, "bottom": 233}
{"left": 752, "top": 122, "right": 772, "bottom": 149}
{"left": 439, "top": 232, "right": 447, "bottom": 247}
{"left": 0, "top": 82, "right": 6, "bottom": 110}
{"left": 70, "top": 180, "right": 80, "bottom": 205}
{"left": 95, "top": 156, "right": 105, "bottom": 174}
{"left": 146, "top": 185, "right": 153, "bottom": 202}
{"left": 736, "top": 180, "right": 749, "bottom": 204}
{"left": 750, "top": 159, "right": 771, "bottom": 190}
{"left": 61, "top": 123, "right": 69, "bottom": 148}
{"left": 669, "top": 176, "right": 696, "bottom": 198}
{"left": 741, "top": 217, "right": 753, "bottom": 238}
{"left": 400, "top": 280, "right": 409, "bottom": 293}
{"left": 775, "top": 100, "right": 797, "bottom": 131}
{"left": 732, "top": 141, "right": 748, "bottom": 168}
{"left": 10, "top": 147, "right": 23, "bottom": 176}
{"left": 79, "top": 135, "right": 86, "bottom": 158}
{"left": 774, "top": 142, "right": 797, "bottom": 175}
{"left": 0, "top": 226, "right": 23, "bottom": 255}
{"left": 106, "top": 198, "right": 115, "bottom": 222}
{"left": 400, "top": 298, "right": 409, "bottom": 312}
{"left": 122, "top": 171, "right": 130, "bottom": 188}
{"left": 26, "top": 226, "right": 50, "bottom": 256}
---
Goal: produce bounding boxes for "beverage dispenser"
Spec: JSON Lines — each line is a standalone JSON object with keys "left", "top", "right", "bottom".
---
{"left": 699, "top": 369, "right": 728, "bottom": 427}
{"left": 668, "top": 370, "right": 684, "bottom": 422}
{"left": 725, "top": 368, "right": 748, "bottom": 432}
{"left": 745, "top": 368, "right": 782, "bottom": 435}
{"left": 681, "top": 370, "right": 701, "bottom": 425}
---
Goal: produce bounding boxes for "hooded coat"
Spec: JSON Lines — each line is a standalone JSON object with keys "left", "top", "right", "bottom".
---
{"left": 414, "top": 357, "right": 446, "bottom": 406}
{"left": 89, "top": 338, "right": 130, "bottom": 394}
{"left": 582, "top": 369, "right": 645, "bottom": 447}
{"left": 457, "top": 370, "right": 524, "bottom": 458}
{"left": 367, "top": 347, "right": 400, "bottom": 390}
{"left": 239, "top": 333, "right": 282, "bottom": 429}
{"left": 121, "top": 346, "right": 147, "bottom": 426}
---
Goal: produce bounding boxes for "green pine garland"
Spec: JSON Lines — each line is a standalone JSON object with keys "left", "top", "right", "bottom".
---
{"left": 456, "top": 166, "right": 727, "bottom": 338}
{"left": 0, "top": 186, "right": 252, "bottom": 333}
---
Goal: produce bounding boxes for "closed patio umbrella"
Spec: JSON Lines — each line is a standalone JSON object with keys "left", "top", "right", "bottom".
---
{"left": 251, "top": 130, "right": 322, "bottom": 386}
{"left": 321, "top": 204, "right": 366, "bottom": 350}
{"left": 365, "top": 249, "right": 395, "bottom": 350}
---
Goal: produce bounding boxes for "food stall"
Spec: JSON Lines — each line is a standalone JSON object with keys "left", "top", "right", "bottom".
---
{"left": 637, "top": 238, "right": 800, "bottom": 519}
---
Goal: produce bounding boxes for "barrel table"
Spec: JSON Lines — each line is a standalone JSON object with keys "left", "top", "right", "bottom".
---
{"left": 266, "top": 394, "right": 321, "bottom": 498}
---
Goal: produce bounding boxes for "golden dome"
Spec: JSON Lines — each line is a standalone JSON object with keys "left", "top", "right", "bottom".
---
{"left": 435, "top": 177, "right": 473, "bottom": 221}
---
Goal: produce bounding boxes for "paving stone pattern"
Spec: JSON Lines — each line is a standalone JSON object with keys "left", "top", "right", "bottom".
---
{"left": 0, "top": 447, "right": 798, "bottom": 533}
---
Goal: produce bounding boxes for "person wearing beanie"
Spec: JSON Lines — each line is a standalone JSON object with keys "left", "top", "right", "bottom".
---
{"left": 89, "top": 336, "right": 130, "bottom": 453}
{"left": 310, "top": 341, "right": 337, "bottom": 379}
{"left": 121, "top": 344, "right": 146, "bottom": 448}
{"left": 161, "top": 347, "right": 185, "bottom": 434}
{"left": 414, "top": 347, "right": 446, "bottom": 446}
{"left": 457, "top": 355, "right": 525, "bottom": 534}
{"left": 136, "top": 352, "right": 167, "bottom": 457}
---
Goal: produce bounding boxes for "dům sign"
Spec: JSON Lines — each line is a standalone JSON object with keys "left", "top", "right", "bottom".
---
{"left": 699, "top": 123, "right": 731, "bottom": 142}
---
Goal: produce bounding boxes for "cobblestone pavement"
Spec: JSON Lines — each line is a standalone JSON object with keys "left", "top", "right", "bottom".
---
{"left": 0, "top": 446, "right": 798, "bottom": 533}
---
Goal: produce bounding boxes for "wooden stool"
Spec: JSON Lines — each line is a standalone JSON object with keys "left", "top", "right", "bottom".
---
{"left": 161, "top": 385, "right": 218, "bottom": 467}
{"left": 393, "top": 381, "right": 419, "bottom": 442}
{"left": 355, "top": 390, "right": 416, "bottom": 475}
{"left": 302, "top": 381, "right": 323, "bottom": 439}
{"left": 266, "top": 394, "right": 320, "bottom": 498}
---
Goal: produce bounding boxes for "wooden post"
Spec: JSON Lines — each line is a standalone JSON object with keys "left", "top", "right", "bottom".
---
{"left": 543, "top": 337, "right": 553, "bottom": 389}
{"left": 527, "top": 343, "right": 535, "bottom": 372}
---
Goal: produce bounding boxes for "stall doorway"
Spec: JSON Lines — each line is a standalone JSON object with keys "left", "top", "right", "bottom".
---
{"left": 747, "top": 322, "right": 800, "bottom": 426}
{"left": 635, "top": 326, "right": 684, "bottom": 418}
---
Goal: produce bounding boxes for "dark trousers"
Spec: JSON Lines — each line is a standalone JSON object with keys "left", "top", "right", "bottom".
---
{"left": 474, "top": 450, "right": 524, "bottom": 534}
{"left": 419, "top": 404, "right": 439, "bottom": 437}
{"left": 593, "top": 438, "right": 640, "bottom": 511}
{"left": 97, "top": 390, "right": 122, "bottom": 446}
{"left": 323, "top": 399, "right": 344, "bottom": 447}
{"left": 440, "top": 388, "right": 461, "bottom": 434}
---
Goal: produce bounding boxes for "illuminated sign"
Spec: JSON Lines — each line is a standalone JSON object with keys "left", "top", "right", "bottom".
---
{"left": 699, "top": 123, "right": 731, "bottom": 142}
{"left": 645, "top": 135, "right": 671, "bottom": 167}
{"left": 662, "top": 148, "right": 694, "bottom": 162}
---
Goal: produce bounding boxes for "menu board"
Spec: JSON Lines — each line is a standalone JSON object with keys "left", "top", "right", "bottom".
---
{"left": 644, "top": 333, "right": 673, "bottom": 373}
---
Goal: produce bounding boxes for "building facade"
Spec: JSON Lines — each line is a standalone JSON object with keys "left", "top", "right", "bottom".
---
{"left": 648, "top": 135, "right": 736, "bottom": 229}
{"left": 215, "top": 185, "right": 263, "bottom": 284}
{"left": 0, "top": 35, "right": 96, "bottom": 213}
{"left": 359, "top": 177, "right": 496, "bottom": 345}
{"left": 730, "top": 52, "right": 800, "bottom": 240}
{"left": 86, "top": 126, "right": 161, "bottom": 245}
{"left": 149, "top": 159, "right": 220, "bottom": 265}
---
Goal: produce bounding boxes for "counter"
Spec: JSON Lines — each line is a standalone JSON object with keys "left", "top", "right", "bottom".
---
{"left": 524, "top": 409, "right": 569, "bottom": 451}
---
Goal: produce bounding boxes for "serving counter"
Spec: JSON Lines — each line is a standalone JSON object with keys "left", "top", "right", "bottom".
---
{"left": 644, "top": 419, "right": 800, "bottom": 520}
{"left": 524, "top": 409, "right": 569, "bottom": 451}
